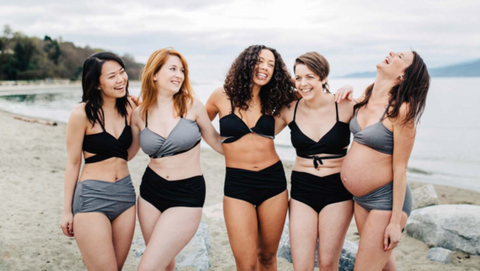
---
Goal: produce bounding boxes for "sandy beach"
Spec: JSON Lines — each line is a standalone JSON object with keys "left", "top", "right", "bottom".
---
{"left": 1, "top": 109, "right": 479, "bottom": 271}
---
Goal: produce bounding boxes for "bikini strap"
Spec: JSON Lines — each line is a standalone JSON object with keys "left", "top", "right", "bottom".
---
{"left": 124, "top": 114, "right": 128, "bottom": 125}
{"left": 98, "top": 108, "right": 106, "bottom": 131}
{"left": 293, "top": 98, "right": 302, "bottom": 122}
{"left": 145, "top": 111, "right": 148, "bottom": 128}
{"left": 334, "top": 97, "right": 339, "bottom": 122}
{"left": 380, "top": 105, "right": 389, "bottom": 121}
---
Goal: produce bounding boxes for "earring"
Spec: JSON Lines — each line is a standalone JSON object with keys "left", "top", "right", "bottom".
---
{"left": 398, "top": 75, "right": 404, "bottom": 80}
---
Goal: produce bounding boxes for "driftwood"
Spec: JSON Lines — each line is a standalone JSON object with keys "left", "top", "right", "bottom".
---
{"left": 14, "top": 115, "right": 57, "bottom": 126}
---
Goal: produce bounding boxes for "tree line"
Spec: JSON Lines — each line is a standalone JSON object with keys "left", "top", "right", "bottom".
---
{"left": 0, "top": 25, "right": 144, "bottom": 81}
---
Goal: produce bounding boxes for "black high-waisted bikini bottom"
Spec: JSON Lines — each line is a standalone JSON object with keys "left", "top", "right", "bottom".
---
{"left": 291, "top": 171, "right": 352, "bottom": 213}
{"left": 224, "top": 160, "right": 287, "bottom": 207}
{"left": 140, "top": 167, "right": 206, "bottom": 212}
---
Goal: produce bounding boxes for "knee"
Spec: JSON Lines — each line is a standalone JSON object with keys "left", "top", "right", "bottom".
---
{"left": 257, "top": 251, "right": 276, "bottom": 266}
{"left": 318, "top": 259, "right": 337, "bottom": 271}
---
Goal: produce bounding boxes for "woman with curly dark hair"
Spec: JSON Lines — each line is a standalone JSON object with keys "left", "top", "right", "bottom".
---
{"left": 206, "top": 45, "right": 296, "bottom": 270}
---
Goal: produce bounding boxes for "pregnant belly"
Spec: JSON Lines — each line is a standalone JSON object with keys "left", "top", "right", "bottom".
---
{"left": 341, "top": 142, "right": 393, "bottom": 196}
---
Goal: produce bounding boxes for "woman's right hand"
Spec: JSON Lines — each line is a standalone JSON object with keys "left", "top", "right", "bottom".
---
{"left": 61, "top": 212, "right": 74, "bottom": 237}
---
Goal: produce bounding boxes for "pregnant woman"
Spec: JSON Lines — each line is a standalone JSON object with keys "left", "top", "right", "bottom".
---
{"left": 340, "top": 51, "right": 430, "bottom": 271}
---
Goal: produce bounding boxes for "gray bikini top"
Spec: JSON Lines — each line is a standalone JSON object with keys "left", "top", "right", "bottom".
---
{"left": 349, "top": 107, "right": 393, "bottom": 155}
{"left": 140, "top": 111, "right": 201, "bottom": 158}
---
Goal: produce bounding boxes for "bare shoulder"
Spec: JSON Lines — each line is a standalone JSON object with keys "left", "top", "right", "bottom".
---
{"left": 70, "top": 103, "right": 87, "bottom": 121}
{"left": 68, "top": 103, "right": 89, "bottom": 131}
{"left": 192, "top": 97, "right": 206, "bottom": 110}
{"left": 210, "top": 87, "right": 228, "bottom": 101}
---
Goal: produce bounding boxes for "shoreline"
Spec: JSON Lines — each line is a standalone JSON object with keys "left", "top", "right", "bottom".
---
{"left": 1, "top": 109, "right": 479, "bottom": 270}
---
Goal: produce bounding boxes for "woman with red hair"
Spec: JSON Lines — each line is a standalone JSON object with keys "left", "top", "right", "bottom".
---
{"left": 131, "top": 48, "right": 223, "bottom": 271}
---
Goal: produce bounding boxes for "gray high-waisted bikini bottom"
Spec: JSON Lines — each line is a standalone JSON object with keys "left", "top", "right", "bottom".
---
{"left": 72, "top": 175, "right": 136, "bottom": 221}
{"left": 353, "top": 181, "right": 412, "bottom": 217}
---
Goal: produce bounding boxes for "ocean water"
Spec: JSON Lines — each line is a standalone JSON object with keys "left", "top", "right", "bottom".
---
{"left": 1, "top": 78, "right": 479, "bottom": 192}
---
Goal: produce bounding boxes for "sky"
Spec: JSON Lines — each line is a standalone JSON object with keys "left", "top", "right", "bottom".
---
{"left": 1, "top": 0, "right": 479, "bottom": 80}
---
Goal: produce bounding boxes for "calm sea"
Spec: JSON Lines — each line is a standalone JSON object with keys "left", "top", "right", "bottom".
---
{"left": 1, "top": 78, "right": 479, "bottom": 192}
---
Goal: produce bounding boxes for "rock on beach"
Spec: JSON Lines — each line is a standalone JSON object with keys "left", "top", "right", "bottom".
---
{"left": 405, "top": 204, "right": 480, "bottom": 255}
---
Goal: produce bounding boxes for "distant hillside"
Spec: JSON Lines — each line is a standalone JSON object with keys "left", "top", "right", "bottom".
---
{"left": 341, "top": 58, "right": 480, "bottom": 78}
{"left": 0, "top": 25, "right": 144, "bottom": 81}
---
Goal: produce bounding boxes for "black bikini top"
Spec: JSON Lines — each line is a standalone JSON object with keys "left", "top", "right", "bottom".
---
{"left": 219, "top": 99, "right": 275, "bottom": 144}
{"left": 82, "top": 114, "right": 132, "bottom": 164}
{"left": 288, "top": 98, "right": 350, "bottom": 168}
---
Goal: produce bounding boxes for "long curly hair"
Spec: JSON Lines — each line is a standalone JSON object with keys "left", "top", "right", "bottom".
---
{"left": 140, "top": 48, "right": 194, "bottom": 119}
{"left": 223, "top": 45, "right": 295, "bottom": 116}
{"left": 354, "top": 51, "right": 430, "bottom": 125}
{"left": 81, "top": 52, "right": 131, "bottom": 128}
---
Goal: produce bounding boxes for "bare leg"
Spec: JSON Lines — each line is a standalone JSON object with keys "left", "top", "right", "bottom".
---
{"left": 74, "top": 213, "right": 117, "bottom": 271}
{"left": 317, "top": 200, "right": 353, "bottom": 271}
{"left": 256, "top": 190, "right": 288, "bottom": 271}
{"left": 138, "top": 204, "right": 202, "bottom": 271}
{"left": 289, "top": 199, "right": 318, "bottom": 271}
{"left": 353, "top": 205, "right": 408, "bottom": 271}
{"left": 224, "top": 196, "right": 259, "bottom": 271}
{"left": 111, "top": 205, "right": 136, "bottom": 270}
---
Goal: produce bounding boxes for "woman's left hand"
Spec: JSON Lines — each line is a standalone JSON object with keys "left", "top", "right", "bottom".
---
{"left": 129, "top": 95, "right": 141, "bottom": 106}
{"left": 335, "top": 84, "right": 354, "bottom": 102}
{"left": 384, "top": 222, "right": 402, "bottom": 251}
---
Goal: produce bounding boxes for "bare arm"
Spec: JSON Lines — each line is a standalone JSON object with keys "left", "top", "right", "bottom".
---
{"left": 128, "top": 105, "right": 142, "bottom": 160}
{"left": 193, "top": 98, "right": 224, "bottom": 155}
{"left": 274, "top": 102, "right": 294, "bottom": 136}
{"left": 205, "top": 87, "right": 224, "bottom": 121}
{"left": 60, "top": 105, "right": 87, "bottom": 237}
{"left": 384, "top": 104, "right": 416, "bottom": 251}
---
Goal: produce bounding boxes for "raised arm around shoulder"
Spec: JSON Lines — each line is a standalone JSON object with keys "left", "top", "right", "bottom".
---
{"left": 205, "top": 87, "right": 224, "bottom": 121}
{"left": 274, "top": 101, "right": 294, "bottom": 135}
{"left": 128, "top": 106, "right": 143, "bottom": 160}
{"left": 193, "top": 98, "right": 224, "bottom": 155}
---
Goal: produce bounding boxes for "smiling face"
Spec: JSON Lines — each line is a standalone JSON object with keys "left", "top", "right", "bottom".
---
{"left": 154, "top": 55, "right": 185, "bottom": 95}
{"left": 98, "top": 60, "right": 128, "bottom": 99}
{"left": 252, "top": 49, "right": 275, "bottom": 87}
{"left": 294, "top": 64, "right": 326, "bottom": 100}
{"left": 377, "top": 51, "right": 415, "bottom": 81}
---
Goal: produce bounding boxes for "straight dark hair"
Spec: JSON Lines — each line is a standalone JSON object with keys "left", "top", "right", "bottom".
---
{"left": 81, "top": 52, "right": 131, "bottom": 127}
{"left": 354, "top": 51, "right": 430, "bottom": 126}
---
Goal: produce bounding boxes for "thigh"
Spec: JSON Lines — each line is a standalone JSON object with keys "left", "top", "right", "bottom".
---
{"left": 138, "top": 196, "right": 161, "bottom": 245}
{"left": 139, "top": 207, "right": 202, "bottom": 271}
{"left": 354, "top": 210, "right": 408, "bottom": 271}
{"left": 354, "top": 202, "right": 369, "bottom": 236}
{"left": 257, "top": 190, "right": 288, "bottom": 256}
{"left": 318, "top": 200, "right": 353, "bottom": 266}
{"left": 223, "top": 196, "right": 259, "bottom": 268}
{"left": 74, "top": 213, "right": 117, "bottom": 271}
{"left": 289, "top": 199, "right": 318, "bottom": 271}
{"left": 111, "top": 205, "right": 136, "bottom": 270}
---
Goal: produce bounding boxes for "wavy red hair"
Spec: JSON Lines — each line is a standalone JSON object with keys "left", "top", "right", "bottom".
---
{"left": 140, "top": 48, "right": 194, "bottom": 119}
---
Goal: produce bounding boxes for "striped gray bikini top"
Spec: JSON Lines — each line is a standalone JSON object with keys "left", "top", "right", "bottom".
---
{"left": 349, "top": 106, "right": 393, "bottom": 155}
{"left": 140, "top": 111, "right": 201, "bottom": 158}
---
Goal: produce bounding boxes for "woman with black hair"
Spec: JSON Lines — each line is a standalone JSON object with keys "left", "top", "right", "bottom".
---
{"left": 206, "top": 45, "right": 296, "bottom": 271}
{"left": 339, "top": 51, "right": 430, "bottom": 271}
{"left": 60, "top": 52, "right": 140, "bottom": 270}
